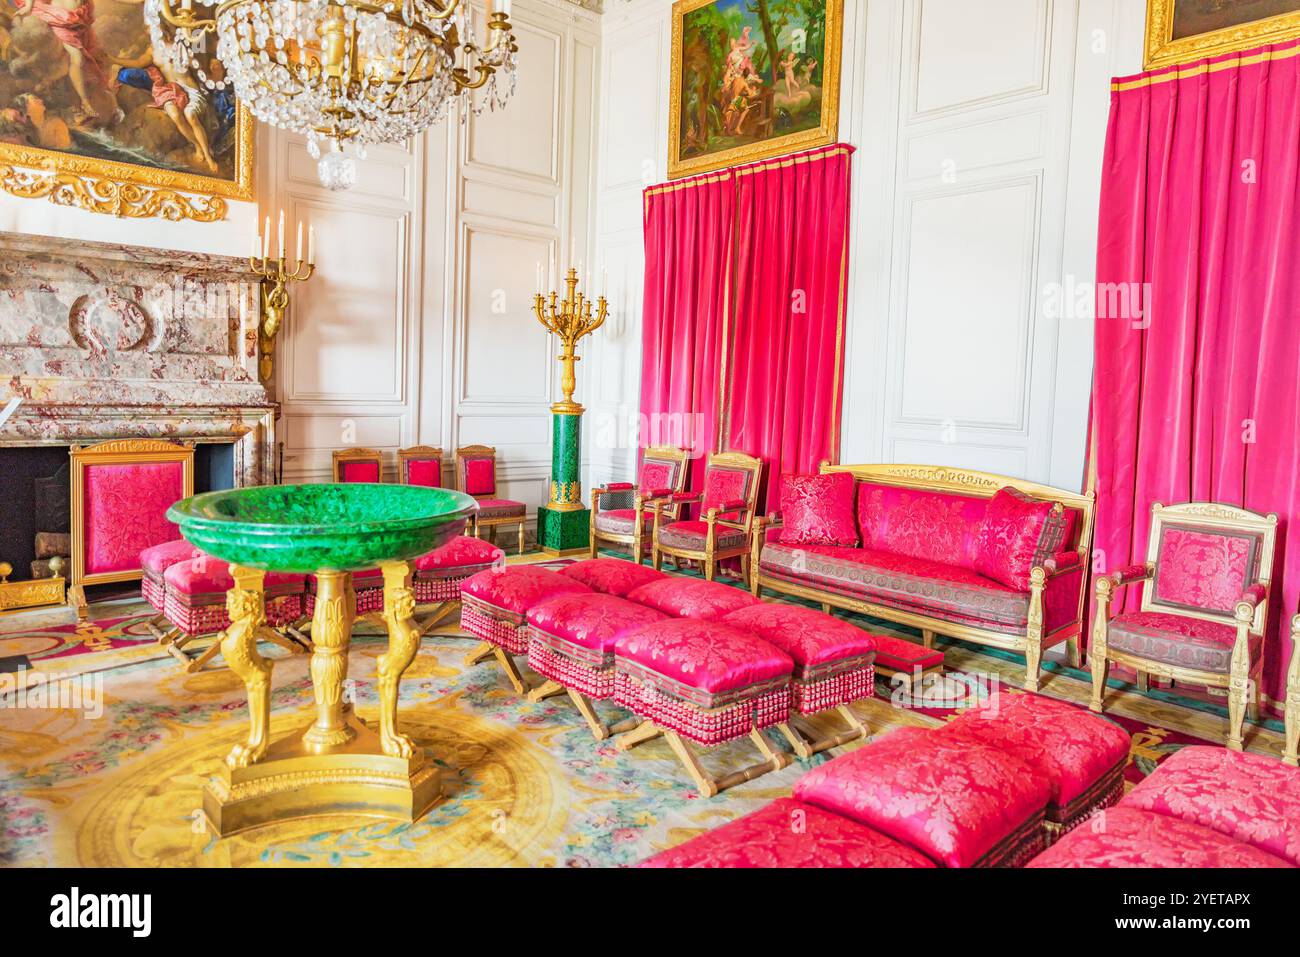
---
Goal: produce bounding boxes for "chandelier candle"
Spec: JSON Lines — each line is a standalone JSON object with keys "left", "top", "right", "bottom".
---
{"left": 533, "top": 267, "right": 607, "bottom": 556}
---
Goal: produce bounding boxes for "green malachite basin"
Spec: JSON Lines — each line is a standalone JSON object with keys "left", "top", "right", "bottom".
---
{"left": 166, "top": 483, "right": 479, "bottom": 573}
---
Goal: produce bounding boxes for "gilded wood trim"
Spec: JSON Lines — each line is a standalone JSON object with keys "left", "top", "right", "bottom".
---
{"left": 396, "top": 446, "right": 444, "bottom": 485}
{"left": 1144, "top": 0, "right": 1300, "bottom": 70}
{"left": 331, "top": 448, "right": 386, "bottom": 483}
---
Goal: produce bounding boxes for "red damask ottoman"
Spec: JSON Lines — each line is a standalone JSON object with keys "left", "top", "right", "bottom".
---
{"left": 1118, "top": 746, "right": 1300, "bottom": 866}
{"left": 943, "top": 692, "right": 1130, "bottom": 839}
{"left": 624, "top": 576, "right": 759, "bottom": 620}
{"left": 794, "top": 726, "right": 1051, "bottom": 867}
{"left": 140, "top": 539, "right": 198, "bottom": 614}
{"left": 525, "top": 592, "right": 669, "bottom": 739}
{"left": 162, "top": 556, "right": 307, "bottom": 672}
{"left": 639, "top": 797, "right": 937, "bottom": 869}
{"left": 559, "top": 557, "right": 667, "bottom": 597}
{"left": 722, "top": 603, "right": 875, "bottom": 758}
{"left": 459, "top": 565, "right": 592, "bottom": 693}
{"left": 1027, "top": 807, "right": 1293, "bottom": 868}
{"left": 413, "top": 535, "right": 503, "bottom": 604}
{"left": 612, "top": 618, "right": 793, "bottom": 796}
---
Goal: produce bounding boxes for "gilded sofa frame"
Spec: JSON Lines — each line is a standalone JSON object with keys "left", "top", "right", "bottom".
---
{"left": 651, "top": 450, "right": 765, "bottom": 585}
{"left": 588, "top": 446, "right": 691, "bottom": 561}
{"left": 331, "top": 447, "right": 386, "bottom": 483}
{"left": 1285, "top": 614, "right": 1299, "bottom": 767}
{"left": 455, "top": 444, "right": 526, "bottom": 555}
{"left": 749, "top": 463, "right": 1096, "bottom": 693}
{"left": 1090, "top": 502, "right": 1278, "bottom": 751}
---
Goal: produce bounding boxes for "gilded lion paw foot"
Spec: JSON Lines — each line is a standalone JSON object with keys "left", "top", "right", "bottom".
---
{"left": 381, "top": 731, "right": 415, "bottom": 759}
{"left": 226, "top": 741, "right": 266, "bottom": 769}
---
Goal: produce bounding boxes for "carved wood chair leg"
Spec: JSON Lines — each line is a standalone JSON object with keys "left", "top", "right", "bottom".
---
{"left": 518, "top": 521, "right": 526, "bottom": 556}
{"left": 1089, "top": 650, "right": 1109, "bottom": 713}
{"left": 608, "top": 716, "right": 644, "bottom": 736}
{"left": 526, "top": 679, "right": 566, "bottom": 703}
{"left": 566, "top": 689, "right": 610, "bottom": 741}
{"left": 614, "top": 719, "right": 662, "bottom": 751}
{"left": 492, "top": 646, "right": 528, "bottom": 695}
{"left": 1136, "top": 670, "right": 1150, "bottom": 693}
{"left": 776, "top": 722, "right": 814, "bottom": 760}
{"left": 703, "top": 560, "right": 716, "bottom": 582}
{"left": 464, "top": 641, "right": 496, "bottom": 666}
{"left": 821, "top": 602, "right": 832, "bottom": 614}
{"left": 1066, "top": 635, "right": 1081, "bottom": 669}
{"left": 663, "top": 730, "right": 716, "bottom": 796}
{"left": 184, "top": 636, "right": 226, "bottom": 673}
{"left": 415, "top": 600, "right": 459, "bottom": 637}
{"left": 921, "top": 629, "right": 935, "bottom": 649}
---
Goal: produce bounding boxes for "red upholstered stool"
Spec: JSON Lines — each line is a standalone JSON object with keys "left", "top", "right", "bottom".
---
{"left": 639, "top": 797, "right": 937, "bottom": 869}
{"left": 1118, "top": 746, "right": 1300, "bottom": 866}
{"left": 1027, "top": 806, "right": 1293, "bottom": 868}
{"left": 559, "top": 557, "right": 667, "bottom": 597}
{"left": 612, "top": 618, "right": 794, "bottom": 796}
{"left": 624, "top": 576, "right": 759, "bottom": 620}
{"left": 139, "top": 539, "right": 198, "bottom": 644}
{"left": 162, "top": 556, "right": 308, "bottom": 672}
{"left": 409, "top": 535, "right": 504, "bottom": 635}
{"left": 795, "top": 726, "right": 1050, "bottom": 867}
{"left": 870, "top": 633, "right": 945, "bottom": 696}
{"left": 459, "top": 565, "right": 592, "bottom": 693}
{"left": 723, "top": 603, "right": 875, "bottom": 758}
{"left": 943, "top": 692, "right": 1130, "bottom": 840}
{"left": 525, "top": 592, "right": 669, "bottom": 739}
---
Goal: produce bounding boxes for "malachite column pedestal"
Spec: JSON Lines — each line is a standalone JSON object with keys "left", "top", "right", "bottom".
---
{"left": 537, "top": 405, "right": 590, "bottom": 556}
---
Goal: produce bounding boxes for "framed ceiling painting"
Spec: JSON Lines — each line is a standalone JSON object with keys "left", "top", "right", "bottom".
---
{"left": 669, "top": 0, "right": 843, "bottom": 179}
{"left": 0, "top": 0, "right": 253, "bottom": 221}
{"left": 1145, "top": 0, "right": 1300, "bottom": 69}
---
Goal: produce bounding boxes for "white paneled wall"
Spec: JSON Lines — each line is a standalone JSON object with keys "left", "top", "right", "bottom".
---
{"left": 593, "top": 0, "right": 1146, "bottom": 494}
{"left": 270, "top": 0, "right": 602, "bottom": 527}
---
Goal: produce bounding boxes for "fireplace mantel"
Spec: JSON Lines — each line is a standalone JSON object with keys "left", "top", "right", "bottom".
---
{"left": 0, "top": 231, "right": 277, "bottom": 485}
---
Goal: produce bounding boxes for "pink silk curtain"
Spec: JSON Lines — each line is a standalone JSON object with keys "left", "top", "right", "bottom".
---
{"left": 640, "top": 171, "right": 736, "bottom": 493}
{"left": 1092, "top": 42, "right": 1300, "bottom": 713}
{"left": 727, "top": 145, "right": 853, "bottom": 511}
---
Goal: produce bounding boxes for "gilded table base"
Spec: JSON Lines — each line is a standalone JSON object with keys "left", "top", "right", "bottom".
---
{"left": 202, "top": 562, "right": 439, "bottom": 837}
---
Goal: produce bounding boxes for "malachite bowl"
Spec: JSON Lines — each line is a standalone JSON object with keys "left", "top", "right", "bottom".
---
{"left": 166, "top": 483, "right": 479, "bottom": 574}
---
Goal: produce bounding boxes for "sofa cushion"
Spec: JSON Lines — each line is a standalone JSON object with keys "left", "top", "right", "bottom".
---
{"left": 560, "top": 558, "right": 666, "bottom": 597}
{"left": 779, "top": 472, "right": 858, "bottom": 547}
{"left": 721, "top": 603, "right": 875, "bottom": 680}
{"left": 794, "top": 726, "right": 1050, "bottom": 868}
{"left": 856, "top": 482, "right": 988, "bottom": 570}
{"left": 412, "top": 535, "right": 503, "bottom": 578}
{"left": 625, "top": 576, "right": 759, "bottom": 621}
{"left": 476, "top": 498, "right": 526, "bottom": 520}
{"left": 1106, "top": 611, "right": 1259, "bottom": 674}
{"left": 614, "top": 618, "right": 792, "bottom": 709}
{"left": 974, "top": 488, "right": 1070, "bottom": 590}
{"left": 1119, "top": 746, "right": 1300, "bottom": 866}
{"left": 657, "top": 520, "right": 747, "bottom": 552}
{"left": 944, "top": 693, "right": 1130, "bottom": 824}
{"left": 593, "top": 508, "right": 651, "bottom": 536}
{"left": 1027, "top": 807, "right": 1292, "bottom": 868}
{"left": 639, "top": 797, "right": 937, "bottom": 869}
{"left": 759, "top": 542, "right": 1029, "bottom": 634}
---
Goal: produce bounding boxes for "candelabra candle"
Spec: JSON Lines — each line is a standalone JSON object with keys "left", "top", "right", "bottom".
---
{"left": 533, "top": 267, "right": 608, "bottom": 414}
{"left": 250, "top": 225, "right": 317, "bottom": 385}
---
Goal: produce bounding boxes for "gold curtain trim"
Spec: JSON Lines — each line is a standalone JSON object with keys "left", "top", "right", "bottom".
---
{"left": 1114, "top": 37, "right": 1300, "bottom": 92}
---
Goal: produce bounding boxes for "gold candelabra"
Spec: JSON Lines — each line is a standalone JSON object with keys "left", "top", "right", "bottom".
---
{"left": 250, "top": 214, "right": 315, "bottom": 384}
{"left": 533, "top": 267, "right": 607, "bottom": 414}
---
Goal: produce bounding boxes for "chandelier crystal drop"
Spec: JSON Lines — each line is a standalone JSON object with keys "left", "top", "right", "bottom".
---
{"left": 145, "top": 0, "right": 518, "bottom": 188}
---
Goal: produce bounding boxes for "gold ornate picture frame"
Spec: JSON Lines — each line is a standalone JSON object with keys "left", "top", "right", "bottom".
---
{"left": 0, "top": 0, "right": 254, "bottom": 222}
{"left": 669, "top": 0, "right": 842, "bottom": 179}
{"left": 1145, "top": 0, "right": 1300, "bottom": 69}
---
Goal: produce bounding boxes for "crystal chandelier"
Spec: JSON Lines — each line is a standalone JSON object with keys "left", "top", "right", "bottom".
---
{"left": 144, "top": 0, "right": 518, "bottom": 189}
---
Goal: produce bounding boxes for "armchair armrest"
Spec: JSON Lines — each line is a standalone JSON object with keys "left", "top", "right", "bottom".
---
{"left": 604, "top": 482, "right": 634, "bottom": 492}
{"left": 1095, "top": 562, "right": 1152, "bottom": 598}
{"left": 671, "top": 492, "right": 701, "bottom": 504}
{"left": 1234, "top": 583, "right": 1269, "bottom": 622}
{"left": 1040, "top": 550, "right": 1082, "bottom": 577}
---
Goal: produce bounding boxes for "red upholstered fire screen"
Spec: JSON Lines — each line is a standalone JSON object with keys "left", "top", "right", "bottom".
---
{"left": 69, "top": 438, "right": 194, "bottom": 586}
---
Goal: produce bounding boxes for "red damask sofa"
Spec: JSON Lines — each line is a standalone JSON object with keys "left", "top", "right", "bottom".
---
{"left": 750, "top": 464, "right": 1095, "bottom": 692}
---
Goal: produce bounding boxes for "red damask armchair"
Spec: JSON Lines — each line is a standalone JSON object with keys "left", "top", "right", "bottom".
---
{"left": 332, "top": 447, "right": 385, "bottom": 483}
{"left": 588, "top": 445, "right": 690, "bottom": 562}
{"left": 1091, "top": 501, "right": 1278, "bottom": 751}
{"left": 398, "top": 446, "right": 444, "bottom": 487}
{"left": 650, "top": 450, "right": 764, "bottom": 585}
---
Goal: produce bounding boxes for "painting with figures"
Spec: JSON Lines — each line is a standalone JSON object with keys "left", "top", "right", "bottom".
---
{"left": 669, "top": 0, "right": 841, "bottom": 179}
{"left": 1146, "top": 0, "right": 1300, "bottom": 67}
{"left": 0, "top": 0, "right": 251, "bottom": 197}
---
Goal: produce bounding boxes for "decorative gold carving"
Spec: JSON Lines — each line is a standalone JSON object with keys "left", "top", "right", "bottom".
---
{"left": 1145, "top": 0, "right": 1300, "bottom": 69}
{"left": 0, "top": 109, "right": 253, "bottom": 222}
{"left": 303, "top": 571, "right": 357, "bottom": 752}
{"left": 1285, "top": 614, "right": 1299, "bottom": 768}
{"left": 377, "top": 562, "right": 420, "bottom": 759}
{"left": 667, "top": 0, "right": 844, "bottom": 179}
{"left": 221, "top": 566, "right": 275, "bottom": 769}
{"left": 533, "top": 267, "right": 607, "bottom": 415}
{"left": 0, "top": 561, "right": 66, "bottom": 613}
{"left": 250, "top": 247, "right": 315, "bottom": 384}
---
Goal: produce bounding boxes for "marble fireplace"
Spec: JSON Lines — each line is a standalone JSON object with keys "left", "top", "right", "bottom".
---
{"left": 0, "top": 231, "right": 277, "bottom": 593}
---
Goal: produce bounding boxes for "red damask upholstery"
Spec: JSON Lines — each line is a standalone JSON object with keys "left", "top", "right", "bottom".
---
{"left": 140, "top": 539, "right": 199, "bottom": 612}
{"left": 527, "top": 593, "right": 669, "bottom": 698}
{"left": 410, "top": 535, "right": 503, "bottom": 602}
{"left": 338, "top": 461, "right": 381, "bottom": 483}
{"left": 593, "top": 509, "right": 652, "bottom": 536}
{"left": 83, "top": 461, "right": 186, "bottom": 576}
{"left": 639, "top": 797, "right": 937, "bottom": 869}
{"left": 759, "top": 542, "right": 1030, "bottom": 634}
{"left": 462, "top": 457, "right": 496, "bottom": 496}
{"left": 794, "top": 727, "right": 1050, "bottom": 868}
{"left": 475, "top": 499, "right": 527, "bottom": 520}
{"left": 779, "top": 472, "right": 859, "bottom": 547}
{"left": 722, "top": 603, "right": 875, "bottom": 714}
{"left": 163, "top": 557, "right": 305, "bottom": 634}
{"left": 702, "top": 465, "right": 753, "bottom": 513}
{"left": 613, "top": 619, "right": 792, "bottom": 744}
{"left": 1119, "top": 746, "right": 1300, "bottom": 866}
{"left": 624, "top": 577, "right": 759, "bottom": 621}
{"left": 856, "top": 483, "right": 989, "bottom": 570}
{"left": 872, "top": 633, "right": 945, "bottom": 673}
{"left": 973, "top": 488, "right": 1072, "bottom": 590}
{"left": 460, "top": 566, "right": 592, "bottom": 655}
{"left": 1027, "top": 807, "right": 1292, "bottom": 868}
{"left": 639, "top": 459, "right": 680, "bottom": 496}
{"left": 559, "top": 558, "right": 666, "bottom": 597}
{"left": 1106, "top": 612, "right": 1260, "bottom": 674}
{"left": 944, "top": 693, "right": 1130, "bottom": 831}
{"left": 1151, "top": 525, "right": 1262, "bottom": 615}
{"left": 405, "top": 459, "right": 441, "bottom": 488}
{"left": 657, "top": 520, "right": 747, "bottom": 552}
